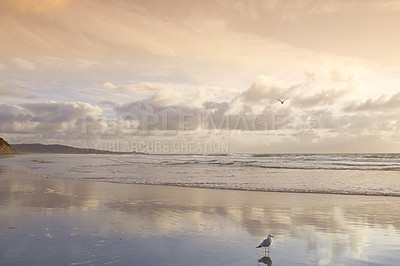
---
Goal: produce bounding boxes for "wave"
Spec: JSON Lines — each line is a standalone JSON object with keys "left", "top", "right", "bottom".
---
{"left": 139, "top": 160, "right": 400, "bottom": 171}
{"left": 84, "top": 179, "right": 400, "bottom": 197}
{"left": 363, "top": 154, "right": 400, "bottom": 159}
{"left": 243, "top": 164, "right": 400, "bottom": 171}
{"left": 253, "top": 154, "right": 272, "bottom": 157}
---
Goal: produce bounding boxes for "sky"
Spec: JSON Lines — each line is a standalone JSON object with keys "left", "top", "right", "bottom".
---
{"left": 1, "top": 0, "right": 400, "bottom": 153}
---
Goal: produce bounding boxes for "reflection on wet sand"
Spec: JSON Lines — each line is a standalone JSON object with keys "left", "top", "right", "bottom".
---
{"left": 0, "top": 178, "right": 100, "bottom": 210}
{"left": 1, "top": 161, "right": 400, "bottom": 265}
{"left": 258, "top": 256, "right": 272, "bottom": 265}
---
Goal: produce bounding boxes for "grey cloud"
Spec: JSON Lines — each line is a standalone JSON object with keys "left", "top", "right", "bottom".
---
{"left": 311, "top": 109, "right": 400, "bottom": 133}
{"left": 0, "top": 104, "right": 19, "bottom": 121}
{"left": 347, "top": 113, "right": 399, "bottom": 131}
{"left": 113, "top": 100, "right": 202, "bottom": 131}
{"left": 15, "top": 112, "right": 33, "bottom": 122}
{"left": 293, "top": 88, "right": 351, "bottom": 108}
{"left": 290, "top": 70, "right": 355, "bottom": 108}
{"left": 0, "top": 102, "right": 103, "bottom": 136}
{"left": 110, "top": 91, "right": 312, "bottom": 133}
{"left": 311, "top": 109, "right": 350, "bottom": 130}
{"left": 102, "top": 74, "right": 353, "bottom": 134}
{"left": 21, "top": 102, "right": 86, "bottom": 123}
{"left": 344, "top": 92, "right": 400, "bottom": 112}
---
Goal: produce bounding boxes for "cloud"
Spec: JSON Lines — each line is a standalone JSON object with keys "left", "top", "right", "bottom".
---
{"left": 2, "top": 0, "right": 374, "bottom": 90}
{"left": 238, "top": 75, "right": 301, "bottom": 103}
{"left": 0, "top": 82, "right": 35, "bottom": 98}
{"left": 290, "top": 69, "right": 359, "bottom": 108}
{"left": 75, "top": 59, "right": 99, "bottom": 69}
{"left": 103, "top": 82, "right": 170, "bottom": 95}
{"left": 103, "top": 81, "right": 236, "bottom": 106}
{"left": 223, "top": 75, "right": 300, "bottom": 116}
{"left": 106, "top": 76, "right": 317, "bottom": 133}
{"left": 0, "top": 0, "right": 68, "bottom": 14}
{"left": 0, "top": 102, "right": 103, "bottom": 137}
{"left": 149, "top": 89, "right": 185, "bottom": 107}
{"left": 97, "top": 101, "right": 115, "bottom": 107}
{"left": 3, "top": 0, "right": 395, "bottom": 101}
{"left": 225, "top": 70, "right": 357, "bottom": 116}
{"left": 104, "top": 73, "right": 400, "bottom": 140}
{"left": 13, "top": 57, "right": 36, "bottom": 70}
{"left": 292, "top": 88, "right": 350, "bottom": 108}
{"left": 344, "top": 92, "right": 400, "bottom": 112}
{"left": 1, "top": 73, "right": 399, "bottom": 152}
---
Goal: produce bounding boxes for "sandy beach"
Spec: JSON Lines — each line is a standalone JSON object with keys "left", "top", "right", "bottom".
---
{"left": 1, "top": 158, "right": 400, "bottom": 265}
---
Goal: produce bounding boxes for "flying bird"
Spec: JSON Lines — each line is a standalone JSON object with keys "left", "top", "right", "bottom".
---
{"left": 276, "top": 99, "right": 286, "bottom": 104}
{"left": 257, "top": 234, "right": 274, "bottom": 253}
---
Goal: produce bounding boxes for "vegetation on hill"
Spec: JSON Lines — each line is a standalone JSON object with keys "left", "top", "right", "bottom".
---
{"left": 11, "top": 143, "right": 135, "bottom": 154}
{"left": 0, "top": 138, "right": 16, "bottom": 154}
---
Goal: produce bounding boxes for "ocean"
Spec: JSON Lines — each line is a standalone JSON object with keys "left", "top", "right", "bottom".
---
{"left": 22, "top": 153, "right": 400, "bottom": 197}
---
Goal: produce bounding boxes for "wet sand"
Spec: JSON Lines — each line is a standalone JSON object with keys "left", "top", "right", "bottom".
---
{"left": 1, "top": 162, "right": 400, "bottom": 265}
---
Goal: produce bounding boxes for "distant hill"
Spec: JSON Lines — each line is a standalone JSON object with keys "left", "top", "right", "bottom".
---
{"left": 11, "top": 143, "right": 135, "bottom": 154}
{"left": 0, "top": 138, "right": 17, "bottom": 154}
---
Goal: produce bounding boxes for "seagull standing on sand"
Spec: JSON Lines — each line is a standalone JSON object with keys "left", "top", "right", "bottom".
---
{"left": 257, "top": 234, "right": 274, "bottom": 253}
{"left": 276, "top": 99, "right": 286, "bottom": 104}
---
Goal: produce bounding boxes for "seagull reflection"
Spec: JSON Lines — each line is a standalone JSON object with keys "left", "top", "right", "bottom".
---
{"left": 258, "top": 256, "right": 272, "bottom": 266}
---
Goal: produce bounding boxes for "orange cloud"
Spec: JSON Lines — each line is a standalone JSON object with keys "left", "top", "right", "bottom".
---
{"left": 1, "top": 0, "right": 68, "bottom": 14}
